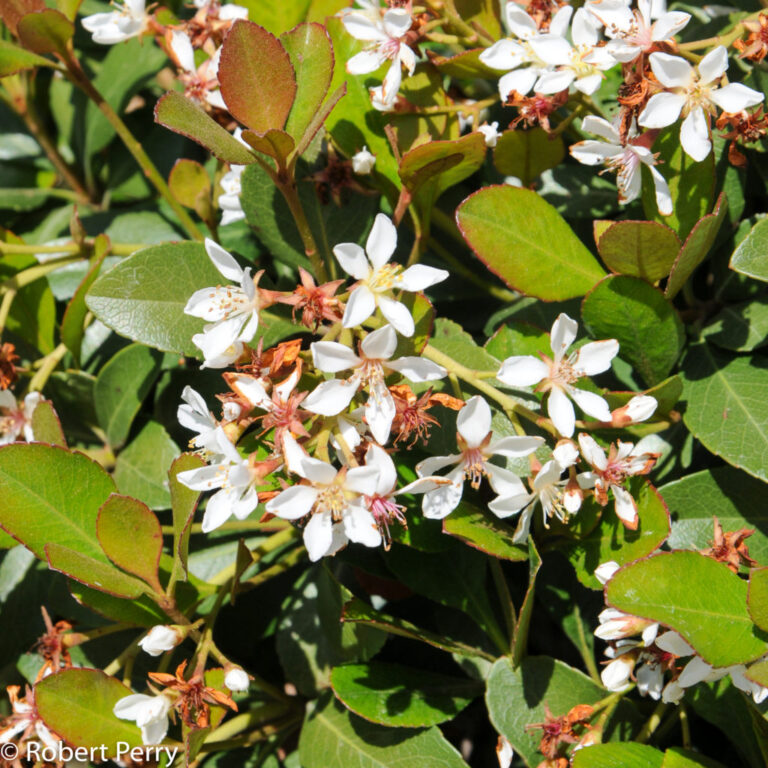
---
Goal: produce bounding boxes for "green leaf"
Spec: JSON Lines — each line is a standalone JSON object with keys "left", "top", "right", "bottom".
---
{"left": 452, "top": 0, "right": 501, "bottom": 37}
{"left": 68, "top": 581, "right": 170, "bottom": 627}
{"left": 457, "top": 186, "right": 605, "bottom": 300}
{"left": 512, "top": 537, "right": 542, "bottom": 667}
{"left": 428, "top": 48, "right": 499, "bottom": 79}
{"left": 240, "top": 0, "right": 311, "bottom": 35}
{"left": 485, "top": 321, "right": 550, "bottom": 360}
{"left": 749, "top": 567, "right": 768, "bottom": 633}
{"left": 242, "top": 128, "right": 295, "bottom": 167}
{"left": 681, "top": 343, "right": 768, "bottom": 482}
{"left": 30, "top": 399, "right": 67, "bottom": 447}
{"left": 572, "top": 744, "right": 664, "bottom": 768}
{"left": 154, "top": 91, "right": 257, "bottom": 165}
{"left": 607, "top": 551, "right": 768, "bottom": 666}
{"left": 662, "top": 748, "right": 728, "bottom": 768}
{"left": 281, "top": 23, "right": 334, "bottom": 143}
{"left": 61, "top": 233, "right": 109, "bottom": 364}
{"left": 169, "top": 453, "right": 205, "bottom": 581}
{"left": 298, "top": 693, "right": 470, "bottom": 768}
{"left": 730, "top": 215, "right": 768, "bottom": 283}
{"left": 97, "top": 494, "right": 163, "bottom": 591}
{"left": 596, "top": 220, "right": 680, "bottom": 283}
{"left": 493, "top": 128, "right": 565, "bottom": 187}
{"left": 0, "top": 38, "right": 53, "bottom": 76}
{"left": 661, "top": 466, "right": 768, "bottom": 564}
{"left": 0, "top": 444, "right": 115, "bottom": 561}
{"left": 442, "top": 502, "right": 527, "bottom": 561}
{"left": 277, "top": 567, "right": 386, "bottom": 696}
{"left": 703, "top": 299, "right": 768, "bottom": 352}
{"left": 46, "top": 542, "right": 147, "bottom": 598}
{"left": 94, "top": 343, "right": 163, "bottom": 449}
{"left": 330, "top": 662, "right": 480, "bottom": 727}
{"left": 665, "top": 193, "right": 728, "bottom": 299}
{"left": 218, "top": 20, "right": 297, "bottom": 134}
{"left": 486, "top": 656, "right": 604, "bottom": 767}
{"left": 559, "top": 478, "right": 670, "bottom": 590}
{"left": 114, "top": 421, "right": 180, "bottom": 510}
{"left": 86, "top": 242, "right": 237, "bottom": 357}
{"left": 168, "top": 158, "right": 212, "bottom": 222}
{"left": 35, "top": 669, "right": 143, "bottom": 759}
{"left": 16, "top": 8, "right": 73, "bottom": 54}
{"left": 430, "top": 317, "right": 500, "bottom": 372}
{"left": 642, "top": 125, "right": 714, "bottom": 240}
{"left": 581, "top": 275, "right": 684, "bottom": 386}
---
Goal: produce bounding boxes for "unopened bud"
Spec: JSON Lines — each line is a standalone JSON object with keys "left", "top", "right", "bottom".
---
{"left": 352, "top": 146, "right": 376, "bottom": 175}
{"left": 496, "top": 735, "right": 514, "bottom": 768}
{"left": 611, "top": 395, "right": 657, "bottom": 427}
{"left": 595, "top": 608, "right": 656, "bottom": 642}
{"left": 478, "top": 121, "right": 501, "bottom": 147}
{"left": 225, "top": 667, "right": 251, "bottom": 692}
{"left": 563, "top": 477, "right": 583, "bottom": 513}
{"left": 138, "top": 625, "right": 183, "bottom": 657}
{"left": 594, "top": 560, "right": 620, "bottom": 585}
{"left": 553, "top": 439, "right": 579, "bottom": 468}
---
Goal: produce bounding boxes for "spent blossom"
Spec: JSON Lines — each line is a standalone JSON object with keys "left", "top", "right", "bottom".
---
{"left": 334, "top": 213, "right": 448, "bottom": 337}
{"left": 496, "top": 313, "right": 618, "bottom": 438}
{"left": 638, "top": 46, "right": 764, "bottom": 161}
{"left": 416, "top": 395, "right": 544, "bottom": 520}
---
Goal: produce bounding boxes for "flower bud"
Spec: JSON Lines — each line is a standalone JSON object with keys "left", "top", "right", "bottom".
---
{"left": 225, "top": 668, "right": 250, "bottom": 692}
{"left": 352, "top": 146, "right": 376, "bottom": 175}
{"left": 594, "top": 560, "right": 620, "bottom": 585}
{"left": 138, "top": 625, "right": 183, "bottom": 657}
{"left": 594, "top": 608, "right": 657, "bottom": 642}
{"left": 601, "top": 654, "right": 636, "bottom": 691}
{"left": 611, "top": 395, "right": 657, "bottom": 427}
{"left": 478, "top": 122, "right": 501, "bottom": 147}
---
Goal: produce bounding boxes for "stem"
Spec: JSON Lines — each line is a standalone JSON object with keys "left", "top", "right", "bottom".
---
{"left": 0, "top": 290, "right": 17, "bottom": 335}
{"left": 277, "top": 180, "right": 327, "bottom": 282}
{"left": 1, "top": 255, "right": 83, "bottom": 291}
{"left": 410, "top": 94, "right": 499, "bottom": 116}
{"left": 204, "top": 703, "right": 293, "bottom": 744}
{"left": 490, "top": 559, "right": 516, "bottom": 650}
{"left": 635, "top": 701, "right": 669, "bottom": 744}
{"left": 678, "top": 18, "right": 754, "bottom": 50}
{"left": 443, "top": 0, "right": 494, "bottom": 45}
{"left": 160, "top": 520, "right": 288, "bottom": 536}
{"left": 28, "top": 343, "right": 68, "bottom": 392}
{"left": 200, "top": 715, "right": 301, "bottom": 752}
{"left": 0, "top": 242, "right": 143, "bottom": 256}
{"left": 572, "top": 603, "right": 602, "bottom": 684}
{"left": 61, "top": 54, "right": 203, "bottom": 242}
{"left": 679, "top": 705, "right": 691, "bottom": 749}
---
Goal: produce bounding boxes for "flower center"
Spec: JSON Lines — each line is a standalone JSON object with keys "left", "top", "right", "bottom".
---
{"left": 367, "top": 263, "right": 403, "bottom": 292}
{"left": 548, "top": 354, "right": 581, "bottom": 387}
{"left": 462, "top": 447, "right": 488, "bottom": 489}
{"left": 318, "top": 483, "right": 348, "bottom": 522}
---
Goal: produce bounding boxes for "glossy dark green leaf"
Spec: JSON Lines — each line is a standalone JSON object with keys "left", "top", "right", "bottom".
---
{"left": 442, "top": 502, "right": 527, "bottom": 561}
{"left": 703, "top": 299, "right": 768, "bottom": 352}
{"left": 572, "top": 744, "right": 664, "bottom": 768}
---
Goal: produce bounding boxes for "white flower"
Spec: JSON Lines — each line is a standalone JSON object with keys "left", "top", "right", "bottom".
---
{"left": 478, "top": 122, "right": 502, "bottom": 147}
{"left": 82, "top": 0, "right": 149, "bottom": 44}
{"left": 601, "top": 650, "right": 636, "bottom": 692}
{"left": 611, "top": 394, "right": 658, "bottom": 426}
{"left": 335, "top": 214, "right": 448, "bottom": 337}
{"left": 225, "top": 668, "right": 250, "bottom": 692}
{"left": 489, "top": 458, "right": 582, "bottom": 543}
{"left": 265, "top": 435, "right": 381, "bottom": 560}
{"left": 0, "top": 390, "right": 40, "bottom": 444}
{"left": 352, "top": 146, "right": 376, "bottom": 174}
{"left": 570, "top": 116, "right": 672, "bottom": 214}
{"left": 577, "top": 433, "right": 659, "bottom": 529}
{"left": 185, "top": 239, "right": 265, "bottom": 368}
{"left": 496, "top": 313, "right": 618, "bottom": 437}
{"left": 0, "top": 687, "right": 58, "bottom": 749}
{"left": 177, "top": 386, "right": 224, "bottom": 454}
{"left": 416, "top": 396, "right": 544, "bottom": 520}
{"left": 343, "top": 8, "right": 416, "bottom": 109}
{"left": 594, "top": 560, "right": 620, "bottom": 584}
{"left": 304, "top": 324, "right": 446, "bottom": 445}
{"left": 588, "top": 0, "right": 690, "bottom": 63}
{"left": 113, "top": 693, "right": 171, "bottom": 745}
{"left": 479, "top": 5, "right": 574, "bottom": 99}
{"left": 176, "top": 428, "right": 261, "bottom": 533}
{"left": 169, "top": 31, "right": 225, "bottom": 109}
{"left": 594, "top": 607, "right": 659, "bottom": 644}
{"left": 638, "top": 46, "right": 764, "bottom": 161}
{"left": 218, "top": 128, "right": 249, "bottom": 226}
{"left": 138, "top": 626, "right": 181, "bottom": 657}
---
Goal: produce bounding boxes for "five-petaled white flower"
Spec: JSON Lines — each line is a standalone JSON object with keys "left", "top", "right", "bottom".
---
{"left": 265, "top": 435, "right": 381, "bottom": 560}
{"left": 169, "top": 31, "right": 225, "bottom": 109}
{"left": 588, "top": 0, "right": 690, "bottom": 63}
{"left": 0, "top": 390, "right": 40, "bottom": 444}
{"left": 114, "top": 692, "right": 172, "bottom": 745}
{"left": 82, "top": 0, "right": 149, "bottom": 44}
{"left": 185, "top": 239, "right": 269, "bottom": 368}
{"left": 496, "top": 313, "right": 618, "bottom": 438}
{"left": 343, "top": 8, "right": 416, "bottom": 110}
{"left": 577, "top": 433, "right": 659, "bottom": 529}
{"left": 335, "top": 214, "right": 448, "bottom": 337}
{"left": 570, "top": 116, "right": 672, "bottom": 214}
{"left": 304, "top": 324, "right": 446, "bottom": 445}
{"left": 638, "top": 46, "right": 764, "bottom": 161}
{"left": 416, "top": 395, "right": 544, "bottom": 520}
{"left": 178, "top": 385, "right": 236, "bottom": 454}
{"left": 176, "top": 428, "right": 262, "bottom": 533}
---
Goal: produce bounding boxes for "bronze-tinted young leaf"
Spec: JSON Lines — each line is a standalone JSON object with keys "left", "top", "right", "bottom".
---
{"left": 154, "top": 91, "right": 256, "bottom": 165}
{"left": 30, "top": 399, "right": 67, "bottom": 447}
{"left": 218, "top": 20, "right": 297, "bottom": 134}
{"left": 281, "top": 22, "right": 334, "bottom": 142}
{"left": 97, "top": 493, "right": 163, "bottom": 591}
{"left": 665, "top": 193, "right": 728, "bottom": 299}
{"left": 35, "top": 669, "right": 143, "bottom": 759}
{"left": 241, "top": 128, "right": 295, "bottom": 167}
{"left": 596, "top": 220, "right": 680, "bottom": 283}
{"left": 16, "top": 8, "right": 73, "bottom": 54}
{"left": 494, "top": 128, "right": 564, "bottom": 187}
{"left": 0, "top": 38, "right": 53, "bottom": 75}
{"left": 0, "top": 0, "right": 44, "bottom": 34}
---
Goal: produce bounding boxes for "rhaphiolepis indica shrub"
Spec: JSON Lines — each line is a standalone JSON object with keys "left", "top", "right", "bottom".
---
{"left": 0, "top": 0, "right": 768, "bottom": 766}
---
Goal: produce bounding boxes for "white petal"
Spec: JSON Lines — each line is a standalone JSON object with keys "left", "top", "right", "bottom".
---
{"left": 479, "top": 38, "right": 525, "bottom": 71}
{"left": 553, "top": 440, "right": 579, "bottom": 467}
{"left": 347, "top": 48, "right": 386, "bottom": 75}
{"left": 637, "top": 662, "right": 664, "bottom": 700}
{"left": 457, "top": 395, "right": 491, "bottom": 447}
{"left": 343, "top": 285, "right": 377, "bottom": 329}
{"left": 360, "top": 324, "right": 397, "bottom": 360}
{"left": 378, "top": 296, "right": 415, "bottom": 336}
{"left": 651, "top": 11, "right": 690, "bottom": 41}
{"left": 141, "top": 717, "right": 169, "bottom": 746}
{"left": 655, "top": 631, "right": 694, "bottom": 657}
{"left": 534, "top": 69, "right": 576, "bottom": 95}
{"left": 505, "top": 4, "right": 537, "bottom": 37}
{"left": 574, "top": 339, "right": 619, "bottom": 375}
{"left": 422, "top": 468, "right": 464, "bottom": 519}
{"left": 334, "top": 243, "right": 371, "bottom": 280}
{"left": 303, "top": 511, "right": 335, "bottom": 561}
{"left": 578, "top": 432, "right": 608, "bottom": 470}
{"left": 342, "top": 11, "right": 388, "bottom": 41}
{"left": 489, "top": 435, "right": 545, "bottom": 457}
{"left": 697, "top": 45, "right": 728, "bottom": 85}
{"left": 386, "top": 356, "right": 446, "bottom": 381}
{"left": 201, "top": 489, "right": 240, "bottom": 532}
{"left": 581, "top": 115, "right": 621, "bottom": 142}
{"left": 573, "top": 73, "right": 604, "bottom": 95}
{"left": 550, "top": 4, "right": 574, "bottom": 35}
{"left": 601, "top": 656, "right": 635, "bottom": 691}
{"left": 649, "top": 51, "right": 693, "bottom": 88}
{"left": 529, "top": 34, "right": 572, "bottom": 66}
{"left": 613, "top": 484, "right": 638, "bottom": 528}
{"left": 550, "top": 313, "right": 578, "bottom": 360}
{"left": 382, "top": 7, "right": 412, "bottom": 38}
{"left": 205, "top": 238, "right": 243, "bottom": 282}
{"left": 366, "top": 213, "right": 398, "bottom": 271}
{"left": 114, "top": 694, "right": 156, "bottom": 721}
{"left": 486, "top": 464, "right": 528, "bottom": 497}
{"left": 678, "top": 656, "right": 715, "bottom": 688}
{"left": 488, "top": 492, "right": 534, "bottom": 518}
{"left": 594, "top": 560, "right": 620, "bottom": 584}
{"left": 416, "top": 454, "right": 462, "bottom": 476}
{"left": 570, "top": 140, "right": 618, "bottom": 166}
{"left": 570, "top": 388, "right": 612, "bottom": 422}
{"left": 497, "top": 355, "right": 549, "bottom": 386}
{"left": 365, "top": 381, "right": 396, "bottom": 444}
{"left": 311, "top": 341, "right": 361, "bottom": 373}
{"left": 345, "top": 465, "right": 381, "bottom": 496}
{"left": 365, "top": 443, "right": 397, "bottom": 494}
{"left": 396, "top": 264, "right": 449, "bottom": 291}
{"left": 304, "top": 378, "right": 359, "bottom": 416}
{"left": 265, "top": 485, "right": 318, "bottom": 520}
{"left": 170, "top": 30, "right": 195, "bottom": 73}
{"left": 679, "top": 108, "right": 711, "bottom": 162}
{"left": 548, "top": 386, "right": 575, "bottom": 437}
{"left": 711, "top": 82, "right": 765, "bottom": 112}
{"left": 648, "top": 164, "right": 673, "bottom": 216}
{"left": 343, "top": 505, "right": 382, "bottom": 547}
{"left": 498, "top": 68, "right": 538, "bottom": 99}
{"left": 228, "top": 374, "right": 271, "bottom": 410}
{"left": 638, "top": 91, "right": 686, "bottom": 128}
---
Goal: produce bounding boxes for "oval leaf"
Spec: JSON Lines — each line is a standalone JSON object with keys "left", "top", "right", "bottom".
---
{"left": 730, "top": 216, "right": 768, "bottom": 283}
{"left": 596, "top": 220, "right": 680, "bottom": 283}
